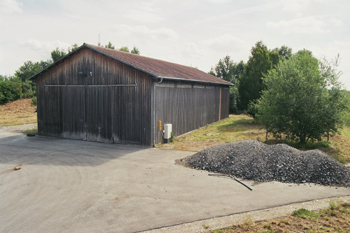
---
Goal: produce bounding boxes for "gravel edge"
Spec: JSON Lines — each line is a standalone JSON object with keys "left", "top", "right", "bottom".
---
{"left": 142, "top": 195, "right": 350, "bottom": 233}
{"left": 0, "top": 123, "right": 37, "bottom": 133}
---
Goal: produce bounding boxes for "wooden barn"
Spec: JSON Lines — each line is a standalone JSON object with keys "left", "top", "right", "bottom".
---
{"left": 29, "top": 43, "right": 232, "bottom": 146}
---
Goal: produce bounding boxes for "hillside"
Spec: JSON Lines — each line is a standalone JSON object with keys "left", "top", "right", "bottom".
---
{"left": 0, "top": 98, "right": 37, "bottom": 126}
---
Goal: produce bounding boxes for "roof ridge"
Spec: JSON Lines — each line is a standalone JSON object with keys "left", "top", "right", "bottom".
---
{"left": 85, "top": 43, "right": 201, "bottom": 71}
{"left": 29, "top": 43, "right": 232, "bottom": 86}
{"left": 86, "top": 43, "right": 232, "bottom": 85}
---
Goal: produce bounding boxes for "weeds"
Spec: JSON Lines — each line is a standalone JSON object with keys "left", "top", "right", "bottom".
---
{"left": 292, "top": 208, "right": 319, "bottom": 218}
{"left": 202, "top": 224, "right": 210, "bottom": 230}
{"left": 239, "top": 215, "right": 254, "bottom": 230}
{"left": 212, "top": 201, "right": 350, "bottom": 233}
{"left": 329, "top": 201, "right": 337, "bottom": 210}
{"left": 24, "top": 128, "right": 38, "bottom": 135}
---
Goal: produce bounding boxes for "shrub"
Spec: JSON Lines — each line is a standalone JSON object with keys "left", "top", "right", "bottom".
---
{"left": 0, "top": 80, "right": 22, "bottom": 104}
{"left": 292, "top": 208, "right": 319, "bottom": 218}
{"left": 31, "top": 96, "right": 37, "bottom": 106}
{"left": 255, "top": 51, "right": 348, "bottom": 144}
{"left": 21, "top": 81, "right": 35, "bottom": 98}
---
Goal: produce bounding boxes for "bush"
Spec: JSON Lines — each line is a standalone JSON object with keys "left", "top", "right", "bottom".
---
{"left": 343, "top": 90, "right": 350, "bottom": 127}
{"left": 31, "top": 96, "right": 37, "bottom": 106}
{"left": 21, "top": 81, "right": 35, "bottom": 98}
{"left": 0, "top": 80, "right": 22, "bottom": 104}
{"left": 0, "top": 78, "right": 36, "bottom": 104}
{"left": 255, "top": 51, "right": 348, "bottom": 144}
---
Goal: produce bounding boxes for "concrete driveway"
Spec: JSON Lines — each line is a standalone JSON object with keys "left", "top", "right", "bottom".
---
{"left": 0, "top": 131, "right": 349, "bottom": 233}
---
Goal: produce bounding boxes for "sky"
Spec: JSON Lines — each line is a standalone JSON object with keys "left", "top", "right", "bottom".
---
{"left": 0, "top": 0, "right": 349, "bottom": 89}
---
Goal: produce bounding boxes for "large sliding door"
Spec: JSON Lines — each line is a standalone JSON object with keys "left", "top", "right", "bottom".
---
{"left": 56, "top": 85, "right": 142, "bottom": 144}
{"left": 62, "top": 86, "right": 86, "bottom": 140}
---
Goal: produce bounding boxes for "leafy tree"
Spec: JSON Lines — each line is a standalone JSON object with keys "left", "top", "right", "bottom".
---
{"left": 210, "top": 56, "right": 245, "bottom": 113}
{"left": 269, "top": 50, "right": 280, "bottom": 67}
{"left": 0, "top": 78, "right": 22, "bottom": 104}
{"left": 210, "top": 55, "right": 233, "bottom": 81}
{"left": 255, "top": 51, "right": 348, "bottom": 144}
{"left": 119, "top": 46, "right": 129, "bottom": 52}
{"left": 131, "top": 46, "right": 140, "bottom": 55}
{"left": 15, "top": 60, "right": 50, "bottom": 82}
{"left": 272, "top": 45, "right": 293, "bottom": 61}
{"left": 67, "top": 43, "right": 79, "bottom": 53}
{"left": 51, "top": 47, "right": 66, "bottom": 62}
{"left": 238, "top": 41, "right": 280, "bottom": 113}
{"left": 342, "top": 90, "right": 350, "bottom": 127}
{"left": 105, "top": 42, "right": 115, "bottom": 49}
{"left": 0, "top": 75, "right": 9, "bottom": 81}
{"left": 103, "top": 43, "right": 141, "bottom": 54}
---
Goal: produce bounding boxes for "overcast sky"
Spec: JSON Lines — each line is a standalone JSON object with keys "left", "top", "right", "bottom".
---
{"left": 1, "top": 0, "right": 349, "bottom": 89}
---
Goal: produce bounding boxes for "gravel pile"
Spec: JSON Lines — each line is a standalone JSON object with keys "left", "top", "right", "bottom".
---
{"left": 182, "top": 140, "right": 350, "bottom": 186}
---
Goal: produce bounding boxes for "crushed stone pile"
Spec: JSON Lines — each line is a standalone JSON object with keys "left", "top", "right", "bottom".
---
{"left": 182, "top": 140, "right": 350, "bottom": 186}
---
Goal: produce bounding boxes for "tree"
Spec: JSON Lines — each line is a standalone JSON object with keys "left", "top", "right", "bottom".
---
{"left": 51, "top": 47, "right": 66, "bottom": 62}
{"left": 0, "top": 79, "right": 22, "bottom": 104}
{"left": 238, "top": 41, "right": 280, "bottom": 113}
{"left": 15, "top": 60, "right": 51, "bottom": 82}
{"left": 272, "top": 45, "right": 293, "bottom": 61}
{"left": 103, "top": 43, "right": 141, "bottom": 54}
{"left": 67, "top": 43, "right": 79, "bottom": 53}
{"left": 131, "top": 46, "right": 140, "bottom": 55}
{"left": 210, "top": 56, "right": 245, "bottom": 113}
{"left": 255, "top": 51, "right": 348, "bottom": 144}
{"left": 104, "top": 42, "right": 115, "bottom": 49}
{"left": 119, "top": 46, "right": 129, "bottom": 52}
{"left": 0, "top": 75, "right": 8, "bottom": 81}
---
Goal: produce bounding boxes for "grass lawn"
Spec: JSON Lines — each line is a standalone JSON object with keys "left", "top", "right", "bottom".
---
{"left": 158, "top": 114, "right": 350, "bottom": 164}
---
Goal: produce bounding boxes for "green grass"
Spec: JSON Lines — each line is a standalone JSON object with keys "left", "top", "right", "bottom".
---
{"left": 266, "top": 139, "right": 332, "bottom": 150}
{"left": 24, "top": 128, "right": 38, "bottom": 135}
{"left": 292, "top": 208, "right": 319, "bottom": 218}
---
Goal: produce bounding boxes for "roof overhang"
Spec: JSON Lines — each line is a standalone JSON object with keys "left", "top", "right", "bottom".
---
{"left": 157, "top": 76, "right": 233, "bottom": 86}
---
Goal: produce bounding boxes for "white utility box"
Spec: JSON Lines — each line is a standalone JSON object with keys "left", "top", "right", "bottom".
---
{"left": 164, "top": 124, "right": 172, "bottom": 143}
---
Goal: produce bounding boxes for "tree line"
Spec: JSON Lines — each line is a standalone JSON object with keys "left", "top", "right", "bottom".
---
{"left": 1, "top": 40, "right": 348, "bottom": 144}
{"left": 210, "top": 41, "right": 348, "bottom": 144}
{"left": 0, "top": 42, "right": 139, "bottom": 104}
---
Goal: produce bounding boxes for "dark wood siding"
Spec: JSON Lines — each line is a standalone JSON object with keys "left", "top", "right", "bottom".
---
{"left": 35, "top": 48, "right": 153, "bottom": 146}
{"left": 154, "top": 82, "right": 229, "bottom": 144}
{"left": 34, "top": 47, "right": 230, "bottom": 146}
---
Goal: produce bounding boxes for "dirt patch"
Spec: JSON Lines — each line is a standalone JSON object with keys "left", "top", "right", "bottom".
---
{"left": 0, "top": 98, "right": 37, "bottom": 126}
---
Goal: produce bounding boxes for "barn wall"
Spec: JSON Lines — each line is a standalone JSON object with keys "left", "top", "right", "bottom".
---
{"left": 35, "top": 48, "right": 153, "bottom": 146}
{"left": 154, "top": 81, "right": 230, "bottom": 144}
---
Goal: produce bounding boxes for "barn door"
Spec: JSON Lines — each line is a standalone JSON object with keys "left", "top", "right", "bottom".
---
{"left": 110, "top": 86, "right": 141, "bottom": 144}
{"left": 85, "top": 86, "right": 113, "bottom": 143}
{"left": 62, "top": 87, "right": 86, "bottom": 140}
{"left": 52, "top": 83, "right": 140, "bottom": 144}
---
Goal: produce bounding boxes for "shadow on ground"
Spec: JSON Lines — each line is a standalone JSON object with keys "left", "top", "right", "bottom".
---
{"left": 0, "top": 133, "right": 147, "bottom": 167}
